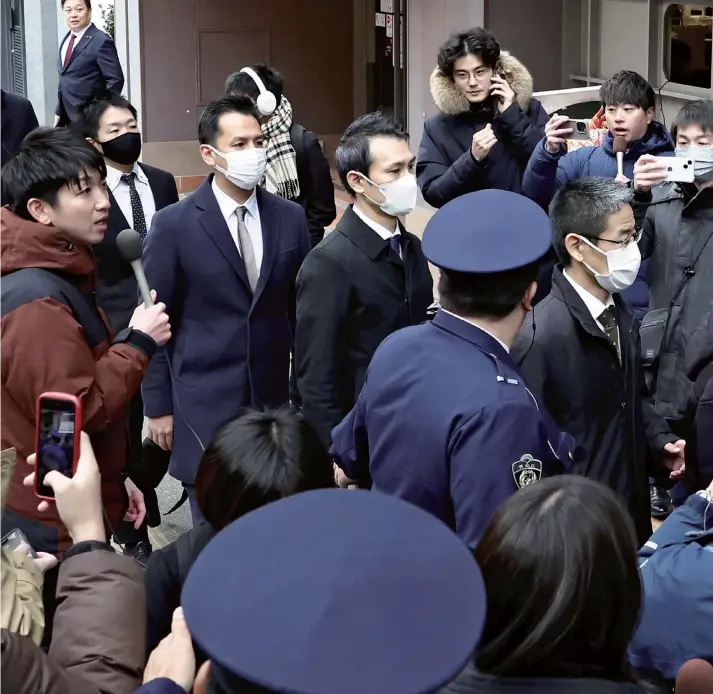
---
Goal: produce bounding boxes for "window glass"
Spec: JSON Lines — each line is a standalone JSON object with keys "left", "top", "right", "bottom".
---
{"left": 664, "top": 4, "right": 712, "bottom": 88}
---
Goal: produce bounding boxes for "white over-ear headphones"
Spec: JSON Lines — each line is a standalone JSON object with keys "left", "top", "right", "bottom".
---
{"left": 240, "top": 67, "right": 277, "bottom": 117}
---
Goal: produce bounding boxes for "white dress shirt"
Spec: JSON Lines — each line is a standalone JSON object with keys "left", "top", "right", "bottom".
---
{"left": 106, "top": 163, "right": 157, "bottom": 232}
{"left": 562, "top": 268, "right": 619, "bottom": 346}
{"left": 440, "top": 309, "right": 510, "bottom": 354}
{"left": 211, "top": 178, "right": 264, "bottom": 273}
{"left": 61, "top": 23, "right": 90, "bottom": 66}
{"left": 353, "top": 204, "right": 401, "bottom": 258}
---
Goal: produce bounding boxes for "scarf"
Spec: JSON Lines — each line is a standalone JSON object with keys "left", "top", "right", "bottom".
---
{"left": 262, "top": 96, "right": 301, "bottom": 200}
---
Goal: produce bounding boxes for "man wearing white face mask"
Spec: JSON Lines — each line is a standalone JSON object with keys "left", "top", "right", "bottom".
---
{"left": 632, "top": 100, "right": 713, "bottom": 505}
{"left": 512, "top": 178, "right": 682, "bottom": 545}
{"left": 295, "top": 112, "right": 433, "bottom": 456}
{"left": 141, "top": 95, "right": 310, "bottom": 522}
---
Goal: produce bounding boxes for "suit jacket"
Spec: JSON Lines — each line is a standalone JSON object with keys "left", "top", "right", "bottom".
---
{"left": 1, "top": 91, "right": 38, "bottom": 168}
{"left": 56, "top": 23, "right": 124, "bottom": 123}
{"left": 94, "top": 164, "right": 179, "bottom": 333}
{"left": 295, "top": 205, "right": 433, "bottom": 451}
{"left": 141, "top": 177, "right": 311, "bottom": 483}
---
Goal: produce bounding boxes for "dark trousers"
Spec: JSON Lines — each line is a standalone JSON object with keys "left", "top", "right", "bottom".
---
{"left": 114, "top": 390, "right": 150, "bottom": 548}
{"left": 185, "top": 484, "right": 204, "bottom": 525}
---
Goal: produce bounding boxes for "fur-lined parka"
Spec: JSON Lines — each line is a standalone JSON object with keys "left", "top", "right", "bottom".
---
{"left": 416, "top": 52, "right": 548, "bottom": 208}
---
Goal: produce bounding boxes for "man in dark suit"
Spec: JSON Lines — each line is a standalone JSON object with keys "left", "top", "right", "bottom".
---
{"left": 56, "top": 0, "right": 124, "bottom": 126}
{"left": 1, "top": 90, "right": 39, "bottom": 167}
{"left": 296, "top": 112, "right": 433, "bottom": 455}
{"left": 75, "top": 91, "right": 178, "bottom": 562}
{"left": 142, "top": 95, "right": 311, "bottom": 522}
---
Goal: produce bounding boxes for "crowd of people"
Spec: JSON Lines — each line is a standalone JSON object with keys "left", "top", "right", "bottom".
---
{"left": 1, "top": 3, "right": 712, "bottom": 692}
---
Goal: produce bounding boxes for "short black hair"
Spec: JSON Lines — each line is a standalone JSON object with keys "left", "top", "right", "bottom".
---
{"left": 438, "top": 261, "right": 540, "bottom": 319}
{"left": 61, "top": 0, "right": 90, "bottom": 8}
{"left": 335, "top": 111, "right": 409, "bottom": 196}
{"left": 549, "top": 177, "right": 634, "bottom": 266}
{"left": 671, "top": 99, "right": 713, "bottom": 141}
{"left": 1, "top": 127, "right": 106, "bottom": 221}
{"left": 73, "top": 91, "right": 137, "bottom": 140}
{"left": 475, "top": 476, "right": 641, "bottom": 680}
{"left": 225, "top": 63, "right": 284, "bottom": 105}
{"left": 195, "top": 406, "right": 333, "bottom": 531}
{"left": 198, "top": 94, "right": 261, "bottom": 148}
{"left": 600, "top": 70, "right": 655, "bottom": 111}
{"left": 437, "top": 26, "right": 500, "bottom": 78}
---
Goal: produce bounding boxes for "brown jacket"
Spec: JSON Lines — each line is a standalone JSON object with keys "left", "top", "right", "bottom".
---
{"left": 1, "top": 547, "right": 146, "bottom": 694}
{"left": 0, "top": 209, "right": 156, "bottom": 553}
{"left": 0, "top": 448, "right": 44, "bottom": 644}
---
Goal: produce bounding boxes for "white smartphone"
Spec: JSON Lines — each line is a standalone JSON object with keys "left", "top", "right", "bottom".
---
{"left": 564, "top": 119, "right": 590, "bottom": 142}
{"left": 654, "top": 156, "right": 695, "bottom": 183}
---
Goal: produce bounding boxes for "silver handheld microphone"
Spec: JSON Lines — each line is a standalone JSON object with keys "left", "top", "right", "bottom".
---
{"left": 116, "top": 229, "right": 154, "bottom": 307}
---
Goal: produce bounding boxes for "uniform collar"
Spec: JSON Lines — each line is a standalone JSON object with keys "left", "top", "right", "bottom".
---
{"left": 433, "top": 309, "right": 513, "bottom": 364}
{"left": 439, "top": 309, "right": 510, "bottom": 353}
{"left": 105, "top": 162, "right": 147, "bottom": 192}
{"left": 211, "top": 177, "right": 258, "bottom": 223}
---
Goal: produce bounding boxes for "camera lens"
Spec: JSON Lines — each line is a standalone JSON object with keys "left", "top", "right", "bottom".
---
{"left": 577, "top": 122, "right": 586, "bottom": 133}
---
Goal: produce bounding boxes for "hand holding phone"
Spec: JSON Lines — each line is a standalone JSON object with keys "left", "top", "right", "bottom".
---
{"left": 25, "top": 431, "right": 105, "bottom": 544}
{"left": 34, "top": 393, "right": 81, "bottom": 500}
{"left": 564, "top": 119, "right": 591, "bottom": 142}
{"left": 656, "top": 155, "right": 695, "bottom": 184}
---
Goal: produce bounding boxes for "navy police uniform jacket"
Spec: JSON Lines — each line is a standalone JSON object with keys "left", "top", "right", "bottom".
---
{"left": 330, "top": 310, "right": 574, "bottom": 547}
{"left": 628, "top": 491, "right": 713, "bottom": 680}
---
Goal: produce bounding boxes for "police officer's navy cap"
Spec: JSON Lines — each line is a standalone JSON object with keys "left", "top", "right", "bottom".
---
{"left": 421, "top": 189, "right": 552, "bottom": 273}
{"left": 182, "top": 489, "right": 486, "bottom": 694}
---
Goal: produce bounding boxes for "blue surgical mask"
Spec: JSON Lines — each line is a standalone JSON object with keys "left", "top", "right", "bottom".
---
{"left": 675, "top": 145, "right": 713, "bottom": 183}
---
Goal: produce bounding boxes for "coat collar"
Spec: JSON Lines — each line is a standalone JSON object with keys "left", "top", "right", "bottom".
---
{"left": 193, "top": 176, "right": 279, "bottom": 305}
{"left": 551, "top": 265, "right": 635, "bottom": 350}
{"left": 335, "top": 205, "right": 410, "bottom": 262}
{"left": 429, "top": 51, "right": 534, "bottom": 116}
{"left": 60, "top": 23, "right": 97, "bottom": 72}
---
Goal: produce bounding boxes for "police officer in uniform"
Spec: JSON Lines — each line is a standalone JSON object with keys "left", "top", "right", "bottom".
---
{"left": 331, "top": 190, "right": 574, "bottom": 547}
{"left": 177, "top": 490, "right": 486, "bottom": 694}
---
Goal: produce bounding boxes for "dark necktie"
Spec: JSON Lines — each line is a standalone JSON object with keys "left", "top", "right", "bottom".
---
{"left": 63, "top": 33, "right": 76, "bottom": 69}
{"left": 599, "top": 306, "right": 620, "bottom": 360}
{"left": 121, "top": 172, "right": 147, "bottom": 240}
{"left": 389, "top": 234, "right": 402, "bottom": 259}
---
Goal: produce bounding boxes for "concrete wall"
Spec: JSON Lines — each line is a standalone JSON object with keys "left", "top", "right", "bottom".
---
{"left": 140, "top": 0, "right": 354, "bottom": 175}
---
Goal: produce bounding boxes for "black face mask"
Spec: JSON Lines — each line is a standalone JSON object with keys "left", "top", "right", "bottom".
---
{"left": 100, "top": 131, "right": 142, "bottom": 166}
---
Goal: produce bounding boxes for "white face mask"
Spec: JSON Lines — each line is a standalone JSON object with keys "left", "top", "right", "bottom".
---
{"left": 577, "top": 235, "right": 641, "bottom": 293}
{"left": 359, "top": 172, "right": 418, "bottom": 217}
{"left": 210, "top": 146, "right": 267, "bottom": 190}
{"left": 675, "top": 145, "right": 713, "bottom": 183}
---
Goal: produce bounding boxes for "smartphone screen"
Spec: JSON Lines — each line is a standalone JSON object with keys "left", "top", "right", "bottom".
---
{"left": 35, "top": 396, "right": 78, "bottom": 498}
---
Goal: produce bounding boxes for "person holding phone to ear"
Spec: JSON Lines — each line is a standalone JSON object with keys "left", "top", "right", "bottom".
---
{"left": 417, "top": 26, "right": 548, "bottom": 209}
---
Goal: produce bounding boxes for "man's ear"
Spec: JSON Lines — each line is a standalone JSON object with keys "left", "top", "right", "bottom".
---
{"left": 346, "top": 170, "right": 367, "bottom": 196}
{"left": 86, "top": 137, "right": 102, "bottom": 154}
{"left": 193, "top": 661, "right": 211, "bottom": 694}
{"left": 564, "top": 233, "right": 586, "bottom": 263}
{"left": 199, "top": 144, "right": 218, "bottom": 168}
{"left": 523, "top": 281, "right": 537, "bottom": 313}
{"left": 645, "top": 107, "right": 655, "bottom": 125}
{"left": 26, "top": 198, "right": 53, "bottom": 226}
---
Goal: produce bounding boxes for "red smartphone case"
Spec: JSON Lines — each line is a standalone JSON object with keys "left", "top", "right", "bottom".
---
{"left": 34, "top": 392, "right": 83, "bottom": 501}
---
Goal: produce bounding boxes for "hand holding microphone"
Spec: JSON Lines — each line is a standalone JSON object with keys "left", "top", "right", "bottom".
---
{"left": 117, "top": 229, "right": 172, "bottom": 347}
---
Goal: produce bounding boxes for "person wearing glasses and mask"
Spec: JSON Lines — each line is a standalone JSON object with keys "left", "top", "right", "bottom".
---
{"left": 512, "top": 178, "right": 683, "bottom": 545}
{"left": 295, "top": 113, "right": 433, "bottom": 457}
{"left": 141, "top": 95, "right": 310, "bottom": 523}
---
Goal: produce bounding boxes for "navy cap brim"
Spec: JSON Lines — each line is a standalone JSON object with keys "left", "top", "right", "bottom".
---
{"left": 182, "top": 490, "right": 486, "bottom": 694}
{"left": 421, "top": 189, "right": 552, "bottom": 273}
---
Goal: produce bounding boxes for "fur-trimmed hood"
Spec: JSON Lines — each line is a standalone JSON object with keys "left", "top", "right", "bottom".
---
{"left": 430, "top": 51, "right": 534, "bottom": 116}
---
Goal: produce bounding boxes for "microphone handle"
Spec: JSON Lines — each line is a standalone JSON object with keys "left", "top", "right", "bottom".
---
{"left": 616, "top": 152, "right": 624, "bottom": 177}
{"left": 131, "top": 259, "right": 154, "bottom": 307}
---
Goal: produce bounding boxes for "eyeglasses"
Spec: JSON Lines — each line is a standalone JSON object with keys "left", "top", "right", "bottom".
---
{"left": 584, "top": 228, "right": 643, "bottom": 248}
{"left": 453, "top": 68, "right": 493, "bottom": 82}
